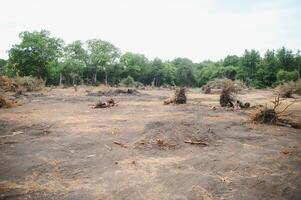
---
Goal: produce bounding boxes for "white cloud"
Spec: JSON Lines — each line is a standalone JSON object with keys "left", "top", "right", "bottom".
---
{"left": 0, "top": 0, "right": 300, "bottom": 61}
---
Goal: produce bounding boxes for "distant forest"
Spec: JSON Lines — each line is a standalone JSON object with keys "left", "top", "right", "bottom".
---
{"left": 0, "top": 30, "right": 300, "bottom": 88}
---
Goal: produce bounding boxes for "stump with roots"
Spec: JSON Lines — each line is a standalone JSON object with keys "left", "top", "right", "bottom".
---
{"left": 203, "top": 86, "right": 211, "bottom": 94}
{"left": 174, "top": 88, "right": 186, "bottom": 104}
{"left": 252, "top": 108, "right": 278, "bottom": 124}
{"left": 251, "top": 94, "right": 300, "bottom": 128}
{"left": 220, "top": 87, "right": 234, "bottom": 107}
{"left": 164, "top": 88, "right": 186, "bottom": 105}
{"left": 220, "top": 86, "right": 250, "bottom": 108}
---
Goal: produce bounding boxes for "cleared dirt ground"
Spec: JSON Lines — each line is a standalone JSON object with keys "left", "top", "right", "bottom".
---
{"left": 0, "top": 87, "right": 300, "bottom": 200}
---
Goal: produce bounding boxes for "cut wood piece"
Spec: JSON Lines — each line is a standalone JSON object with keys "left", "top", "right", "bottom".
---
{"left": 184, "top": 140, "right": 208, "bottom": 145}
{"left": 113, "top": 141, "right": 127, "bottom": 148}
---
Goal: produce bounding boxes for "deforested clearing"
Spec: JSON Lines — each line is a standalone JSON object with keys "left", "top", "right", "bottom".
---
{"left": 0, "top": 86, "right": 300, "bottom": 199}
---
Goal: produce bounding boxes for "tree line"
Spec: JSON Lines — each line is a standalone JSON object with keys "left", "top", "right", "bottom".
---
{"left": 0, "top": 30, "right": 300, "bottom": 88}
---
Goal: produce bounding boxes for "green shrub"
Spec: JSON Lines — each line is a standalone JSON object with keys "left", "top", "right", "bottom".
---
{"left": 277, "top": 70, "right": 300, "bottom": 83}
{"left": 120, "top": 76, "right": 135, "bottom": 86}
{"left": 119, "top": 75, "right": 143, "bottom": 87}
{"left": 203, "top": 78, "right": 247, "bottom": 91}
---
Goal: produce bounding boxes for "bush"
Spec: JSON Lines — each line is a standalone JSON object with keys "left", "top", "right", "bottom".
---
{"left": 119, "top": 76, "right": 143, "bottom": 87}
{"left": 120, "top": 76, "right": 135, "bottom": 86}
{"left": 203, "top": 78, "right": 247, "bottom": 91}
{"left": 277, "top": 70, "right": 300, "bottom": 83}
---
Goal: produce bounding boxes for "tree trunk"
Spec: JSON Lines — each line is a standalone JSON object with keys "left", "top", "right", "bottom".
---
{"left": 104, "top": 70, "right": 108, "bottom": 85}
{"left": 59, "top": 73, "right": 63, "bottom": 86}
{"left": 94, "top": 73, "right": 97, "bottom": 84}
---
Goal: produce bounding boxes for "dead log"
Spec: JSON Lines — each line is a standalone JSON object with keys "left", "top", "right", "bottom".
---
{"left": 113, "top": 141, "right": 127, "bottom": 148}
{"left": 93, "top": 98, "right": 117, "bottom": 109}
{"left": 184, "top": 139, "right": 208, "bottom": 145}
{"left": 163, "top": 97, "right": 175, "bottom": 105}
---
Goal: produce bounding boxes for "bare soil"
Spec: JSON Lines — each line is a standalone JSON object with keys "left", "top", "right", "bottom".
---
{"left": 0, "top": 87, "right": 300, "bottom": 200}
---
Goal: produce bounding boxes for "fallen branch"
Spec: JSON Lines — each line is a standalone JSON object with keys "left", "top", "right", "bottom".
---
{"left": 105, "top": 144, "right": 113, "bottom": 151}
{"left": 113, "top": 141, "right": 127, "bottom": 148}
{"left": 0, "top": 141, "right": 18, "bottom": 145}
{"left": 184, "top": 139, "right": 208, "bottom": 145}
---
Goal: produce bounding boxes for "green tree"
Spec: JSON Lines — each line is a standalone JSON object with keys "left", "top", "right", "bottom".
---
{"left": 240, "top": 49, "right": 261, "bottom": 84}
{"left": 8, "top": 30, "right": 63, "bottom": 80}
{"left": 162, "top": 62, "right": 176, "bottom": 85}
{"left": 120, "top": 52, "right": 148, "bottom": 82}
{"left": 148, "top": 58, "right": 166, "bottom": 86}
{"left": 86, "top": 39, "right": 120, "bottom": 85}
{"left": 173, "top": 58, "right": 196, "bottom": 86}
{"left": 276, "top": 47, "right": 296, "bottom": 71}
{"left": 223, "top": 55, "right": 240, "bottom": 67}
{"left": 64, "top": 40, "right": 87, "bottom": 63}
{"left": 255, "top": 50, "right": 278, "bottom": 87}
{"left": 61, "top": 59, "right": 85, "bottom": 85}
{"left": 61, "top": 40, "right": 88, "bottom": 85}
{"left": 0, "top": 59, "right": 8, "bottom": 75}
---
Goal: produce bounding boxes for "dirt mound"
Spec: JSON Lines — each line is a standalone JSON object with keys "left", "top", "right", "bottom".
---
{"left": 135, "top": 120, "right": 218, "bottom": 151}
{"left": 88, "top": 88, "right": 140, "bottom": 96}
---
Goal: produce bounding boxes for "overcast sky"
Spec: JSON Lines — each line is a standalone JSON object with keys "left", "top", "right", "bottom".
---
{"left": 0, "top": 0, "right": 300, "bottom": 62}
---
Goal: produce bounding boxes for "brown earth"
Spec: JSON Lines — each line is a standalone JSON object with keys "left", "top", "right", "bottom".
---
{"left": 0, "top": 87, "right": 300, "bottom": 200}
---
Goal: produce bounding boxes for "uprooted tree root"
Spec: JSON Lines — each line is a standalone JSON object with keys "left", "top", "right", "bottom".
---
{"left": 220, "top": 86, "right": 250, "bottom": 109}
{"left": 251, "top": 95, "right": 300, "bottom": 129}
{"left": 0, "top": 76, "right": 19, "bottom": 92}
{"left": 92, "top": 98, "right": 117, "bottom": 109}
{"left": 202, "top": 86, "right": 211, "bottom": 94}
{"left": 0, "top": 95, "right": 18, "bottom": 108}
{"left": 164, "top": 88, "right": 187, "bottom": 105}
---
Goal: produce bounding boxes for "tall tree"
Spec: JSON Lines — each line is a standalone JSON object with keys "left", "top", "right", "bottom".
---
{"left": 223, "top": 55, "right": 240, "bottom": 67}
{"left": 64, "top": 40, "right": 88, "bottom": 63}
{"left": 8, "top": 30, "right": 63, "bottom": 79}
{"left": 120, "top": 52, "right": 148, "bottom": 82}
{"left": 276, "top": 47, "right": 296, "bottom": 71}
{"left": 86, "top": 39, "right": 120, "bottom": 85}
{"left": 240, "top": 49, "right": 261, "bottom": 82}
{"left": 173, "top": 58, "right": 196, "bottom": 86}
{"left": 0, "top": 59, "right": 7, "bottom": 75}
{"left": 61, "top": 41, "right": 87, "bottom": 85}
